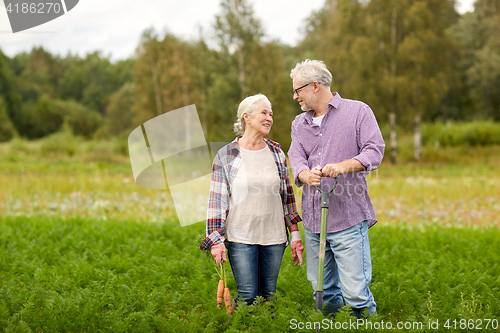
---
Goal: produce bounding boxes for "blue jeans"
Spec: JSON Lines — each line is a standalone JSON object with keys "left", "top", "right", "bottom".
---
{"left": 304, "top": 221, "right": 376, "bottom": 316}
{"left": 227, "top": 242, "right": 286, "bottom": 305}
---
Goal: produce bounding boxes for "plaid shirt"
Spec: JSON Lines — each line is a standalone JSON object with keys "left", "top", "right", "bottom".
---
{"left": 200, "top": 137, "right": 302, "bottom": 250}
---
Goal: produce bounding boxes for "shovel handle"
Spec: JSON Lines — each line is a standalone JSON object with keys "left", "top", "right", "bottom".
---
{"left": 317, "top": 177, "right": 338, "bottom": 209}
{"left": 315, "top": 176, "right": 338, "bottom": 318}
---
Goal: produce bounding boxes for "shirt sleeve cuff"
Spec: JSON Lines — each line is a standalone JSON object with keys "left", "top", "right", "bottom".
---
{"left": 353, "top": 155, "right": 372, "bottom": 172}
{"left": 294, "top": 167, "right": 309, "bottom": 187}
{"left": 200, "top": 230, "right": 225, "bottom": 250}
{"left": 284, "top": 212, "right": 302, "bottom": 227}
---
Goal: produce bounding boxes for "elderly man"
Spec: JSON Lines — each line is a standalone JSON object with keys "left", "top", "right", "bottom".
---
{"left": 288, "top": 59, "right": 385, "bottom": 318}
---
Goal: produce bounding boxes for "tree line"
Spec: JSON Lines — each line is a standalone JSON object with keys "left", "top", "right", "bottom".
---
{"left": 0, "top": 0, "right": 499, "bottom": 163}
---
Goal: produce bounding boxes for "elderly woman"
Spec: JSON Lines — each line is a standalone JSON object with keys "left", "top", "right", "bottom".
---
{"left": 200, "top": 94, "right": 304, "bottom": 309}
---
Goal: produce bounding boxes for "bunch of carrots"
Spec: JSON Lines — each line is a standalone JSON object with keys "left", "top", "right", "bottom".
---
{"left": 215, "top": 261, "right": 232, "bottom": 315}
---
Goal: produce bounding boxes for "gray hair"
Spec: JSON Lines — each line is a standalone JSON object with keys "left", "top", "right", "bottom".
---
{"left": 290, "top": 59, "right": 332, "bottom": 87}
{"left": 234, "top": 94, "right": 271, "bottom": 135}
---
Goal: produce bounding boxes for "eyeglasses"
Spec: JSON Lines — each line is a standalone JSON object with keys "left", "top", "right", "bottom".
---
{"left": 293, "top": 82, "right": 314, "bottom": 96}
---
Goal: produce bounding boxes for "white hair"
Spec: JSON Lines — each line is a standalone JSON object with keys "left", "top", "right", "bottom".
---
{"left": 233, "top": 94, "right": 271, "bottom": 135}
{"left": 290, "top": 59, "right": 332, "bottom": 87}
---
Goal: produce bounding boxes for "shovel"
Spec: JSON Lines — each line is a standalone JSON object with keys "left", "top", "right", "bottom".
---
{"left": 315, "top": 176, "right": 338, "bottom": 316}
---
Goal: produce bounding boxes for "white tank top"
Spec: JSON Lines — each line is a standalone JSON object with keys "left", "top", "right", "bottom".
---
{"left": 226, "top": 145, "right": 286, "bottom": 245}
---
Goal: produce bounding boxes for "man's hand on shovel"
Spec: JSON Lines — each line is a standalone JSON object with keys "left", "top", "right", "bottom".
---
{"left": 321, "top": 163, "right": 344, "bottom": 178}
{"left": 299, "top": 166, "right": 322, "bottom": 187}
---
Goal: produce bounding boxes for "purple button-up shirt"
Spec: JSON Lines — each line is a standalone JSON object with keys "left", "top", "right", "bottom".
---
{"left": 288, "top": 93, "right": 385, "bottom": 233}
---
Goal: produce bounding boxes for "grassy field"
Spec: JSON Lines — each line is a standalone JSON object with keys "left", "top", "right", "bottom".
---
{"left": 1, "top": 138, "right": 499, "bottom": 332}
{"left": 0, "top": 217, "right": 498, "bottom": 332}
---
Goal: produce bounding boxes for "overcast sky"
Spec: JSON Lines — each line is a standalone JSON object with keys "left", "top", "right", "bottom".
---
{"left": 0, "top": 0, "right": 476, "bottom": 62}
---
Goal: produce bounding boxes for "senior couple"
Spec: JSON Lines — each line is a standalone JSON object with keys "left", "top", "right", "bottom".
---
{"left": 200, "top": 60, "right": 385, "bottom": 318}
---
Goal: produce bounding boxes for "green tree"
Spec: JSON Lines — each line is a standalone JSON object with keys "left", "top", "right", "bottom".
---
{"left": 14, "top": 47, "right": 61, "bottom": 101}
{"left": 26, "top": 47, "right": 60, "bottom": 90}
{"left": 105, "top": 82, "right": 136, "bottom": 136}
{"left": 397, "top": 0, "right": 458, "bottom": 159}
{"left": 135, "top": 31, "right": 194, "bottom": 120}
{"left": 11, "top": 94, "right": 65, "bottom": 139}
{"left": 0, "top": 50, "right": 22, "bottom": 135}
{"left": 59, "top": 100, "right": 103, "bottom": 139}
{"left": 133, "top": 28, "right": 216, "bottom": 144}
{"left": 58, "top": 52, "right": 133, "bottom": 113}
{"left": 244, "top": 40, "right": 300, "bottom": 148}
{"left": 299, "top": 0, "right": 459, "bottom": 162}
{"left": 467, "top": 0, "right": 500, "bottom": 120}
{"left": 207, "top": 0, "right": 299, "bottom": 145}
{"left": 214, "top": 0, "right": 263, "bottom": 98}
{"left": 0, "top": 96, "right": 17, "bottom": 141}
{"left": 435, "top": 0, "right": 500, "bottom": 122}
{"left": 34, "top": 94, "right": 65, "bottom": 137}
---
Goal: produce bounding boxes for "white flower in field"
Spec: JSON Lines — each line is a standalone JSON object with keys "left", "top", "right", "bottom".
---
{"left": 417, "top": 210, "right": 427, "bottom": 218}
{"left": 122, "top": 178, "right": 130, "bottom": 183}
{"left": 92, "top": 200, "right": 109, "bottom": 209}
{"left": 424, "top": 178, "right": 436, "bottom": 185}
{"left": 405, "top": 176, "right": 416, "bottom": 185}
{"left": 386, "top": 209, "right": 397, "bottom": 217}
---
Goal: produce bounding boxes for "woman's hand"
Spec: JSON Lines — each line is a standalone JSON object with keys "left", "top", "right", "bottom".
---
{"left": 290, "top": 231, "right": 304, "bottom": 266}
{"left": 211, "top": 243, "right": 227, "bottom": 267}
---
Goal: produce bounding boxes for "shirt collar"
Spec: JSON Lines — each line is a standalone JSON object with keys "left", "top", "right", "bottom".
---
{"left": 328, "top": 92, "right": 341, "bottom": 110}
{"left": 304, "top": 92, "right": 341, "bottom": 124}
{"left": 228, "top": 136, "right": 280, "bottom": 152}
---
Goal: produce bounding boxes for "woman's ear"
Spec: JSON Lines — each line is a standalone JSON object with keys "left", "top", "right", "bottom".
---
{"left": 243, "top": 113, "right": 249, "bottom": 122}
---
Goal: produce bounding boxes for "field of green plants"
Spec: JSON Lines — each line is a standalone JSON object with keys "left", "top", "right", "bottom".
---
{"left": 1, "top": 133, "right": 499, "bottom": 332}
